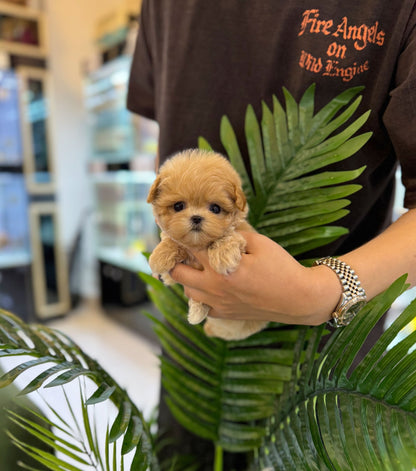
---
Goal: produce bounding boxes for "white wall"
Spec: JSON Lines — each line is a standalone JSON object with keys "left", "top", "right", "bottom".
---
{"left": 44, "top": 0, "right": 128, "bottom": 298}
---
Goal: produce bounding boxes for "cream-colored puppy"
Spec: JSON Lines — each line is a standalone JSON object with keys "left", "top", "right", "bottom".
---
{"left": 147, "top": 149, "right": 268, "bottom": 340}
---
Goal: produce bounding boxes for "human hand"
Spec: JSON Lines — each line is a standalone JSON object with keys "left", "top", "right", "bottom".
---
{"left": 170, "top": 232, "right": 342, "bottom": 326}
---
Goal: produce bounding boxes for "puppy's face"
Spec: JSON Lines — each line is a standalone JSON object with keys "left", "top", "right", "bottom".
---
{"left": 147, "top": 150, "right": 248, "bottom": 248}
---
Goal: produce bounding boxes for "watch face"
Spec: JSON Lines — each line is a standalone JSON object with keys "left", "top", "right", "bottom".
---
{"left": 339, "top": 297, "right": 367, "bottom": 326}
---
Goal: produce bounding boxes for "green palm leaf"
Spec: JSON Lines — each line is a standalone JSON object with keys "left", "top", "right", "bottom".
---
{"left": 141, "top": 272, "right": 307, "bottom": 453}
{"left": 7, "top": 382, "right": 139, "bottom": 470}
{"left": 0, "top": 309, "right": 159, "bottom": 470}
{"left": 150, "top": 85, "right": 376, "bottom": 464}
{"left": 258, "top": 276, "right": 416, "bottom": 470}
{"left": 200, "top": 84, "right": 370, "bottom": 256}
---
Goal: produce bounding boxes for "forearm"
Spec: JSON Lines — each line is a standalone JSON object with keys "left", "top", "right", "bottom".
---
{"left": 169, "top": 210, "right": 416, "bottom": 326}
{"left": 311, "top": 208, "right": 416, "bottom": 324}
{"left": 340, "top": 208, "right": 416, "bottom": 299}
{"left": 261, "top": 208, "right": 416, "bottom": 324}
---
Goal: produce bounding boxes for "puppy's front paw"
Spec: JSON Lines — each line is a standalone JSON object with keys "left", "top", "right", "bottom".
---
{"left": 188, "top": 299, "right": 210, "bottom": 324}
{"left": 156, "top": 272, "right": 176, "bottom": 286}
{"left": 149, "top": 243, "right": 186, "bottom": 286}
{"left": 149, "top": 252, "right": 175, "bottom": 276}
{"left": 208, "top": 234, "right": 246, "bottom": 275}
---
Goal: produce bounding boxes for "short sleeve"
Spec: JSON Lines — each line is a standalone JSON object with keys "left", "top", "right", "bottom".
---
{"left": 127, "top": 0, "right": 156, "bottom": 120}
{"left": 383, "top": 5, "right": 416, "bottom": 208}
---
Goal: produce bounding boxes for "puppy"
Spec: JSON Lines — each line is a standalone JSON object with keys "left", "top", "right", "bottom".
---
{"left": 147, "top": 149, "right": 268, "bottom": 340}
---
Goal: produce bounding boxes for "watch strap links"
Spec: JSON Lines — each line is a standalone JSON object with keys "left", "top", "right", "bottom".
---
{"left": 313, "top": 256, "right": 367, "bottom": 327}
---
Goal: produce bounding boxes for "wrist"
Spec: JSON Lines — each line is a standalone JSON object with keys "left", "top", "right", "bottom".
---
{"left": 305, "top": 264, "right": 343, "bottom": 325}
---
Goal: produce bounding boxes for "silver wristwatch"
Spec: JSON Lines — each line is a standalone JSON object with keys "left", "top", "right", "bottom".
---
{"left": 313, "top": 256, "right": 367, "bottom": 328}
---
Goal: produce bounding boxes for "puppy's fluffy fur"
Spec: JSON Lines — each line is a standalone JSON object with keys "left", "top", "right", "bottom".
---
{"left": 147, "top": 149, "right": 268, "bottom": 340}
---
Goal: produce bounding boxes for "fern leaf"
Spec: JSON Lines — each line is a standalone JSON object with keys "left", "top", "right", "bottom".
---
{"left": 258, "top": 276, "right": 416, "bottom": 470}
{"left": 219, "top": 115, "right": 253, "bottom": 199}
{"left": 0, "top": 308, "right": 159, "bottom": 470}
{"left": 298, "top": 83, "right": 315, "bottom": 140}
{"left": 245, "top": 104, "right": 266, "bottom": 195}
{"left": 86, "top": 383, "right": 117, "bottom": 405}
{"left": 208, "top": 86, "right": 371, "bottom": 255}
{"left": 143, "top": 274, "right": 303, "bottom": 453}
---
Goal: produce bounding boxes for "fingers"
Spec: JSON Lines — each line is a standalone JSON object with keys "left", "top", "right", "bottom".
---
{"left": 167, "top": 232, "right": 270, "bottom": 289}
{"left": 170, "top": 257, "right": 225, "bottom": 312}
{"left": 170, "top": 261, "right": 205, "bottom": 287}
{"left": 240, "top": 231, "right": 271, "bottom": 254}
{"left": 190, "top": 249, "right": 211, "bottom": 265}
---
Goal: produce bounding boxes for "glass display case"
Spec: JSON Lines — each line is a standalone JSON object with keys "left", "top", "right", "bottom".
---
{"left": 0, "top": 68, "right": 70, "bottom": 319}
{"left": 29, "top": 202, "right": 70, "bottom": 319}
{"left": 0, "top": 69, "right": 22, "bottom": 165}
{"left": 0, "top": 0, "right": 70, "bottom": 320}
{"left": 85, "top": 55, "right": 159, "bottom": 307}
{"left": 0, "top": 70, "right": 34, "bottom": 321}
{"left": 0, "top": 173, "right": 31, "bottom": 268}
{"left": 85, "top": 55, "right": 158, "bottom": 166}
{"left": 18, "top": 66, "right": 55, "bottom": 193}
{"left": 92, "top": 171, "right": 158, "bottom": 274}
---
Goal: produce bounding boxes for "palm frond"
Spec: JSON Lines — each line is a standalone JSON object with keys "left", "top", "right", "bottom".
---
{"left": 6, "top": 384, "right": 135, "bottom": 470}
{"left": 200, "top": 84, "right": 370, "bottom": 257}
{"left": 140, "top": 273, "right": 309, "bottom": 454}
{"left": 258, "top": 276, "right": 416, "bottom": 471}
{"left": 0, "top": 309, "right": 159, "bottom": 470}
{"left": 152, "top": 85, "right": 374, "bottom": 462}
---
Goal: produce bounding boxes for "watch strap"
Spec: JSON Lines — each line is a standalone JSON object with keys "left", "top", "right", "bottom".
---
{"left": 313, "top": 256, "right": 367, "bottom": 327}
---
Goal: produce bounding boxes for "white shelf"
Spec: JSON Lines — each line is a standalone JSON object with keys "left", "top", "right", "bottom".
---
{"left": 97, "top": 247, "right": 151, "bottom": 274}
{"left": 0, "top": 1, "right": 47, "bottom": 58}
{"left": 0, "top": 1, "right": 41, "bottom": 17}
{"left": 0, "top": 249, "right": 31, "bottom": 268}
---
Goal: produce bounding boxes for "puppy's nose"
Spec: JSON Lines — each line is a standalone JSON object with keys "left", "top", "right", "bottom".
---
{"left": 191, "top": 215, "right": 203, "bottom": 225}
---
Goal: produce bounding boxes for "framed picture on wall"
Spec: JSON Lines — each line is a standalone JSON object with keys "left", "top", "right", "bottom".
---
{"left": 0, "top": 1, "right": 46, "bottom": 57}
{"left": 17, "top": 66, "right": 56, "bottom": 194}
{"left": 29, "top": 202, "right": 70, "bottom": 319}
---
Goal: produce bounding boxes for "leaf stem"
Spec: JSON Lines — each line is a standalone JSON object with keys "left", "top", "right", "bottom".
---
{"left": 214, "top": 444, "right": 223, "bottom": 471}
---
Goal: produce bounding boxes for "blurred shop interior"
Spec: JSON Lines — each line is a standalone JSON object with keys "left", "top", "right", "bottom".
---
{"left": 0, "top": 0, "right": 163, "bottom": 340}
{"left": 0, "top": 0, "right": 412, "bottom": 342}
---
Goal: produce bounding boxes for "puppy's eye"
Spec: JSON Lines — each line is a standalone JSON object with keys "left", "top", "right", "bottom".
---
{"left": 209, "top": 203, "right": 221, "bottom": 214}
{"left": 173, "top": 201, "right": 185, "bottom": 212}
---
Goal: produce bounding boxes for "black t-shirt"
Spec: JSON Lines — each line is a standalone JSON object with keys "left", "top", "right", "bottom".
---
{"left": 127, "top": 0, "right": 416, "bottom": 257}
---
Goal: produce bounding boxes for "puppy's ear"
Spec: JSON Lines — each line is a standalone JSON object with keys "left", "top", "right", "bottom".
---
{"left": 147, "top": 175, "right": 162, "bottom": 203}
{"left": 234, "top": 184, "right": 247, "bottom": 212}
